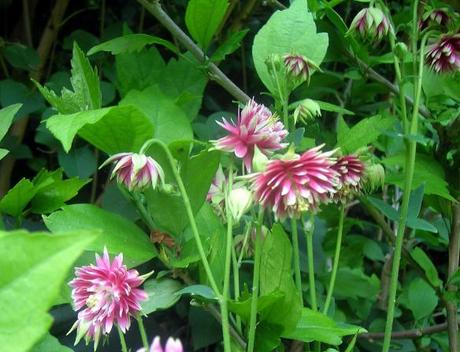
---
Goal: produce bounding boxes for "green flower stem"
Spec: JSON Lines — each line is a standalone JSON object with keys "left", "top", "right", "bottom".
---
{"left": 232, "top": 244, "right": 243, "bottom": 333}
{"left": 221, "top": 164, "right": 234, "bottom": 352}
{"left": 323, "top": 204, "right": 345, "bottom": 315}
{"left": 137, "top": 316, "right": 149, "bottom": 349}
{"left": 237, "top": 222, "right": 252, "bottom": 268}
{"left": 291, "top": 217, "right": 303, "bottom": 305}
{"left": 304, "top": 213, "right": 317, "bottom": 311}
{"left": 141, "top": 139, "right": 220, "bottom": 296}
{"left": 381, "top": 31, "right": 428, "bottom": 352}
{"left": 117, "top": 326, "right": 128, "bottom": 352}
{"left": 247, "top": 209, "right": 265, "bottom": 352}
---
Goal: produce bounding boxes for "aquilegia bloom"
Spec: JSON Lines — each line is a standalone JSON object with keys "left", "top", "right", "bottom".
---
{"left": 213, "top": 99, "right": 288, "bottom": 171}
{"left": 137, "top": 336, "right": 183, "bottom": 352}
{"left": 332, "top": 155, "right": 365, "bottom": 202}
{"left": 252, "top": 145, "right": 338, "bottom": 219}
{"left": 101, "top": 152, "right": 164, "bottom": 191}
{"left": 419, "top": 9, "right": 449, "bottom": 30}
{"left": 426, "top": 34, "right": 460, "bottom": 73}
{"left": 69, "top": 248, "right": 148, "bottom": 348}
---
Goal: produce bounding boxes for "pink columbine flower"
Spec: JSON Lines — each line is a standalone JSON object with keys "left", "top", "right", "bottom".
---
{"left": 101, "top": 152, "right": 165, "bottom": 191}
{"left": 332, "top": 155, "right": 365, "bottom": 202}
{"left": 426, "top": 34, "right": 460, "bottom": 73}
{"left": 137, "top": 336, "right": 183, "bottom": 352}
{"left": 69, "top": 248, "right": 148, "bottom": 348}
{"left": 213, "top": 100, "right": 288, "bottom": 171}
{"left": 252, "top": 145, "right": 338, "bottom": 219}
{"left": 349, "top": 7, "right": 391, "bottom": 42}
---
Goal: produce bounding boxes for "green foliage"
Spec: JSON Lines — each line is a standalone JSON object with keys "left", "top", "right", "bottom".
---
{"left": 410, "top": 247, "right": 442, "bottom": 288}
{"left": 0, "top": 230, "right": 98, "bottom": 352}
{"left": 185, "top": 0, "right": 229, "bottom": 51}
{"left": 401, "top": 277, "right": 439, "bottom": 320}
{"left": 31, "top": 334, "right": 73, "bottom": 352}
{"left": 211, "top": 29, "right": 249, "bottom": 62}
{"left": 141, "top": 278, "right": 183, "bottom": 314}
{"left": 46, "top": 105, "right": 154, "bottom": 154}
{"left": 252, "top": 0, "right": 328, "bottom": 94}
{"left": 44, "top": 204, "right": 156, "bottom": 267}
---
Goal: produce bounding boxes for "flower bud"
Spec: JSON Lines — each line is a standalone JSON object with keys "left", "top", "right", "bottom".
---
{"left": 394, "top": 42, "right": 408, "bottom": 61}
{"left": 252, "top": 145, "right": 269, "bottom": 172}
{"left": 101, "top": 152, "right": 164, "bottom": 191}
{"left": 363, "top": 163, "right": 385, "bottom": 192}
{"left": 228, "top": 187, "right": 252, "bottom": 223}
{"left": 348, "top": 7, "right": 392, "bottom": 43}
{"left": 419, "top": 9, "right": 449, "bottom": 30}
{"left": 265, "top": 53, "right": 283, "bottom": 75}
{"left": 293, "top": 99, "right": 321, "bottom": 125}
{"left": 283, "top": 54, "right": 320, "bottom": 86}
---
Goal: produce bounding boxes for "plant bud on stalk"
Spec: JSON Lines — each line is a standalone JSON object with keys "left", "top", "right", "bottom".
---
{"left": 425, "top": 34, "right": 460, "bottom": 73}
{"left": 101, "top": 152, "right": 165, "bottom": 191}
{"left": 363, "top": 163, "right": 385, "bottom": 192}
{"left": 293, "top": 99, "right": 321, "bottom": 125}
{"left": 227, "top": 187, "right": 253, "bottom": 223}
{"left": 348, "top": 7, "right": 392, "bottom": 42}
{"left": 419, "top": 8, "right": 449, "bottom": 30}
{"left": 282, "top": 54, "right": 320, "bottom": 85}
{"left": 331, "top": 155, "right": 366, "bottom": 202}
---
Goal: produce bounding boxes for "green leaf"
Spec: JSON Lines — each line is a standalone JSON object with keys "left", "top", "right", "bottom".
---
{"left": 333, "top": 267, "right": 380, "bottom": 300}
{"left": 337, "top": 115, "right": 394, "bottom": 153}
{"left": 120, "top": 86, "right": 192, "bottom": 144}
{"left": 317, "top": 100, "right": 354, "bottom": 115}
{"left": 87, "top": 33, "right": 178, "bottom": 55}
{"left": 0, "top": 178, "right": 36, "bottom": 217}
{"left": 0, "top": 230, "right": 98, "bottom": 352}
{"left": 3, "top": 43, "right": 40, "bottom": 71}
{"left": 404, "top": 277, "right": 439, "bottom": 320}
{"left": 410, "top": 247, "right": 442, "bottom": 288}
{"left": 44, "top": 204, "right": 156, "bottom": 267}
{"left": 211, "top": 29, "right": 249, "bottom": 62}
{"left": 69, "top": 42, "right": 101, "bottom": 110}
{"left": 46, "top": 105, "right": 154, "bottom": 154}
{"left": 252, "top": 0, "right": 328, "bottom": 93}
{"left": 57, "top": 146, "right": 97, "bottom": 179}
{"left": 282, "top": 309, "right": 366, "bottom": 345}
{"left": 177, "top": 284, "right": 217, "bottom": 301}
{"left": 0, "top": 148, "right": 8, "bottom": 160}
{"left": 141, "top": 278, "right": 183, "bottom": 314}
{"left": 259, "top": 224, "right": 301, "bottom": 331}
{"left": 383, "top": 153, "right": 455, "bottom": 201}
{"left": 31, "top": 333, "right": 73, "bottom": 352}
{"left": 185, "top": 0, "right": 229, "bottom": 51}
{"left": 0, "top": 103, "right": 22, "bottom": 141}
{"left": 0, "top": 80, "right": 44, "bottom": 117}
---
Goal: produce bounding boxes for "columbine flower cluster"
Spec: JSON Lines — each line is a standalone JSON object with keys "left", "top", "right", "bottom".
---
{"left": 69, "top": 248, "right": 148, "bottom": 349}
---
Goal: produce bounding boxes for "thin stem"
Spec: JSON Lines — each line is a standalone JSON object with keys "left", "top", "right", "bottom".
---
{"left": 323, "top": 204, "right": 345, "bottom": 315}
{"left": 291, "top": 217, "right": 303, "bottom": 305}
{"left": 117, "top": 326, "right": 128, "bottom": 352}
{"left": 221, "top": 164, "right": 234, "bottom": 352}
{"left": 232, "top": 244, "right": 242, "bottom": 333}
{"left": 304, "top": 214, "right": 317, "bottom": 311}
{"left": 237, "top": 222, "right": 252, "bottom": 268}
{"left": 247, "top": 209, "right": 264, "bottom": 352}
{"left": 137, "top": 316, "right": 149, "bottom": 349}
{"left": 141, "top": 139, "right": 220, "bottom": 295}
{"left": 381, "top": 26, "right": 427, "bottom": 352}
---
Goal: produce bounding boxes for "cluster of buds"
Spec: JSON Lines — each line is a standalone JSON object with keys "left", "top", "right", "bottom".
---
{"left": 348, "top": 7, "right": 392, "bottom": 42}
{"left": 419, "top": 8, "right": 450, "bottom": 30}
{"left": 101, "top": 152, "right": 165, "bottom": 191}
{"left": 293, "top": 99, "right": 321, "bottom": 125}
{"left": 425, "top": 34, "right": 460, "bottom": 73}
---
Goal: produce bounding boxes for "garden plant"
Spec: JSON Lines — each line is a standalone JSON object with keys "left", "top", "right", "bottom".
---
{"left": 0, "top": 0, "right": 459, "bottom": 351}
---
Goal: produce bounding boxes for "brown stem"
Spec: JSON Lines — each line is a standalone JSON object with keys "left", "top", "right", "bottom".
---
{"left": 447, "top": 201, "right": 460, "bottom": 352}
{"left": 0, "top": 0, "right": 70, "bottom": 196}
{"left": 136, "top": 0, "right": 250, "bottom": 103}
{"left": 360, "top": 322, "right": 459, "bottom": 340}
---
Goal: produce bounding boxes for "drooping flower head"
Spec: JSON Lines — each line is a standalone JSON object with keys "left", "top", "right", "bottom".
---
{"left": 101, "top": 152, "right": 165, "bottom": 191}
{"left": 349, "top": 7, "right": 391, "bottom": 42}
{"left": 69, "top": 248, "right": 148, "bottom": 348}
{"left": 252, "top": 145, "right": 338, "bottom": 219}
{"left": 425, "top": 34, "right": 460, "bottom": 73}
{"left": 213, "top": 100, "right": 288, "bottom": 171}
{"left": 419, "top": 8, "right": 450, "bottom": 30}
{"left": 137, "top": 336, "right": 183, "bottom": 352}
{"left": 331, "top": 155, "right": 365, "bottom": 202}
{"left": 282, "top": 54, "right": 319, "bottom": 84}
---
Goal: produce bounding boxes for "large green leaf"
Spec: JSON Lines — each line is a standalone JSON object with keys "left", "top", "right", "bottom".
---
{"left": 337, "top": 115, "right": 394, "bottom": 153}
{"left": 211, "top": 29, "right": 249, "bottom": 62}
{"left": 0, "top": 230, "right": 98, "bottom": 352}
{"left": 44, "top": 204, "right": 156, "bottom": 267}
{"left": 31, "top": 333, "right": 73, "bottom": 352}
{"left": 282, "top": 309, "right": 366, "bottom": 345}
{"left": 120, "top": 86, "right": 192, "bottom": 144}
{"left": 259, "top": 224, "right": 301, "bottom": 332}
{"left": 402, "top": 277, "right": 439, "bottom": 320}
{"left": 141, "top": 278, "right": 183, "bottom": 314}
{"left": 252, "top": 0, "right": 328, "bottom": 93}
{"left": 185, "top": 0, "right": 229, "bottom": 51}
{"left": 0, "top": 103, "right": 21, "bottom": 141}
{"left": 0, "top": 178, "right": 35, "bottom": 217}
{"left": 87, "top": 33, "right": 178, "bottom": 55}
{"left": 333, "top": 267, "right": 380, "bottom": 300}
{"left": 46, "top": 105, "right": 154, "bottom": 153}
{"left": 410, "top": 247, "right": 442, "bottom": 288}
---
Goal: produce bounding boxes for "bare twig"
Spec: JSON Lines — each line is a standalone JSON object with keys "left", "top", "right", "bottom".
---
{"left": 447, "top": 201, "right": 460, "bottom": 352}
{"left": 360, "top": 322, "right": 459, "bottom": 340}
{"left": 137, "top": 0, "right": 250, "bottom": 103}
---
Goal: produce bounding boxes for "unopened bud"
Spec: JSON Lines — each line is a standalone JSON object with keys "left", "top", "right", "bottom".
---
{"left": 265, "top": 53, "right": 283, "bottom": 75}
{"left": 293, "top": 99, "right": 321, "bottom": 125}
{"left": 348, "top": 7, "right": 392, "bottom": 43}
{"left": 394, "top": 42, "right": 408, "bottom": 60}
{"left": 363, "top": 163, "right": 385, "bottom": 192}
{"left": 228, "top": 187, "right": 252, "bottom": 223}
{"left": 252, "top": 146, "right": 269, "bottom": 172}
